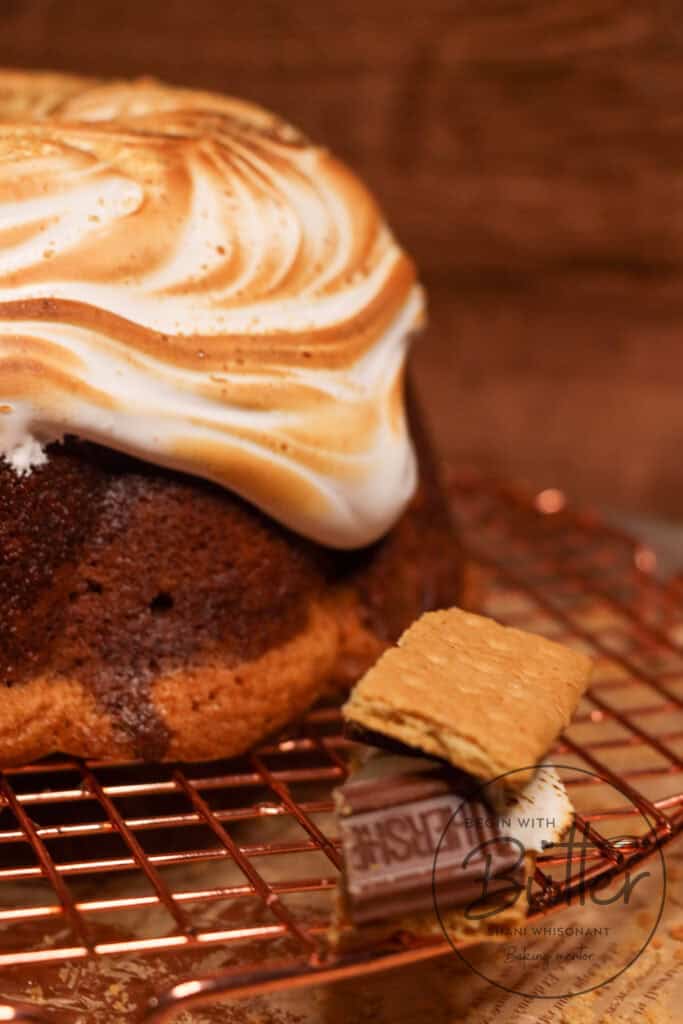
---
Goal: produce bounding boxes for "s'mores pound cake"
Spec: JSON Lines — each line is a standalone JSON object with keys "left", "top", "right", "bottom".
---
{"left": 0, "top": 71, "right": 462, "bottom": 765}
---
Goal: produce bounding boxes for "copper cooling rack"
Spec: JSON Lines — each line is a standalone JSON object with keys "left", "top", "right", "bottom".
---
{"left": 1, "top": 474, "right": 683, "bottom": 1022}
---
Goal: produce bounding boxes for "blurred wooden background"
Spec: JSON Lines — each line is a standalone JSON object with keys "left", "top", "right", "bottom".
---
{"left": 2, "top": 0, "right": 683, "bottom": 520}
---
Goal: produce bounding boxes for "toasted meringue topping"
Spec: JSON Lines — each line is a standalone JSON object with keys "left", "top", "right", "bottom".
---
{"left": 0, "top": 72, "right": 423, "bottom": 548}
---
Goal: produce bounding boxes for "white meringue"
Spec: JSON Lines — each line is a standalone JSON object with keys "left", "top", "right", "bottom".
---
{"left": 0, "top": 72, "right": 423, "bottom": 548}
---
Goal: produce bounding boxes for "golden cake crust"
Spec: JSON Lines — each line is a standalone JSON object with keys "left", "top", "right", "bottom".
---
{"left": 0, "top": 600, "right": 339, "bottom": 764}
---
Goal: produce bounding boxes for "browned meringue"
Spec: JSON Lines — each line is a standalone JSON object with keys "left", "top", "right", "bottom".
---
{"left": 0, "top": 71, "right": 424, "bottom": 548}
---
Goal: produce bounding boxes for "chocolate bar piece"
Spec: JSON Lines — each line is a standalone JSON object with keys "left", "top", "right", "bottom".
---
{"left": 332, "top": 750, "right": 574, "bottom": 947}
{"left": 336, "top": 753, "right": 525, "bottom": 927}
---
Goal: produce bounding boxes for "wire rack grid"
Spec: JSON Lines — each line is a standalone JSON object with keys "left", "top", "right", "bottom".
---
{"left": 1, "top": 473, "right": 682, "bottom": 1022}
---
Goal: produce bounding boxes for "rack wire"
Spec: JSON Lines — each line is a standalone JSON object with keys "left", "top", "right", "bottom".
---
{"left": 1, "top": 474, "right": 682, "bottom": 1022}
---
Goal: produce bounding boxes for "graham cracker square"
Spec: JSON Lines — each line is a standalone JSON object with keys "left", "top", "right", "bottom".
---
{"left": 343, "top": 608, "right": 592, "bottom": 786}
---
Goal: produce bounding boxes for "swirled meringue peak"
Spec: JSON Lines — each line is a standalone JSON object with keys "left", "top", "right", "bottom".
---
{"left": 0, "top": 71, "right": 424, "bottom": 548}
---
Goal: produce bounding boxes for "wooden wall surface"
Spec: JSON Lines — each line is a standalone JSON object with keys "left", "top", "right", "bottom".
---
{"left": 1, "top": 0, "right": 682, "bottom": 518}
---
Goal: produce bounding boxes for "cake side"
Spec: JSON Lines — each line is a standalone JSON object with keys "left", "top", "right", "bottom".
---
{"left": 0, "top": 429, "right": 461, "bottom": 765}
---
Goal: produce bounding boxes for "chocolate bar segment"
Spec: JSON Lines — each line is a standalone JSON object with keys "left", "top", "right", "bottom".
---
{"left": 337, "top": 762, "right": 525, "bottom": 926}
